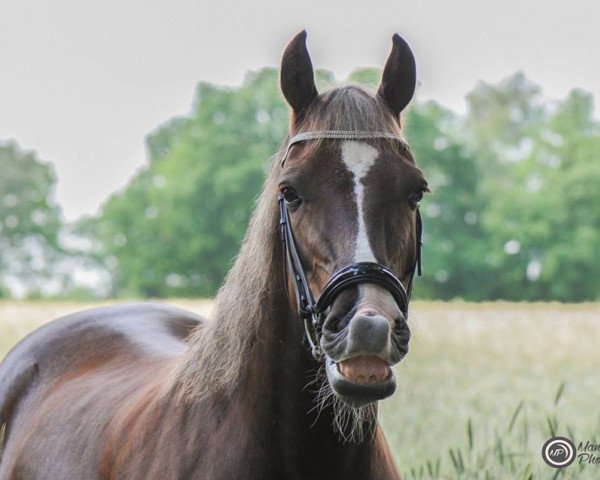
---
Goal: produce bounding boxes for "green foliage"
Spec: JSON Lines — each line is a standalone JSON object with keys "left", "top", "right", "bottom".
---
{"left": 75, "top": 69, "right": 600, "bottom": 301}
{"left": 404, "top": 101, "right": 489, "bottom": 300}
{"left": 463, "top": 75, "right": 600, "bottom": 300}
{"left": 85, "top": 69, "right": 289, "bottom": 297}
{"left": 0, "top": 141, "right": 63, "bottom": 295}
{"left": 346, "top": 67, "right": 381, "bottom": 89}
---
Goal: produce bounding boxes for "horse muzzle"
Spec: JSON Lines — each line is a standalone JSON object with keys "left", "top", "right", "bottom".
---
{"left": 320, "top": 287, "right": 410, "bottom": 407}
{"left": 325, "top": 355, "right": 397, "bottom": 407}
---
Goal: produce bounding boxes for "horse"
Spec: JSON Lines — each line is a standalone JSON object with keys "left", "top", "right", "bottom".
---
{"left": 0, "top": 31, "right": 428, "bottom": 479}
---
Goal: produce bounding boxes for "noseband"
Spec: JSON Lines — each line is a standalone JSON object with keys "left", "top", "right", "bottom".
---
{"left": 278, "top": 130, "right": 423, "bottom": 360}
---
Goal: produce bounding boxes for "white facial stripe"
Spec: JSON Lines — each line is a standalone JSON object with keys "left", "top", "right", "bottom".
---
{"left": 357, "top": 284, "right": 401, "bottom": 318}
{"left": 341, "top": 141, "right": 379, "bottom": 263}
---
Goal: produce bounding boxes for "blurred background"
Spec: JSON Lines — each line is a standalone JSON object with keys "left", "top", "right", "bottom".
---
{"left": 1, "top": 0, "right": 598, "bottom": 302}
{"left": 1, "top": 1, "right": 600, "bottom": 478}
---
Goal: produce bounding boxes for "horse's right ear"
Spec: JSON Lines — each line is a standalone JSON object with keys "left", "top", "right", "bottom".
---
{"left": 280, "top": 30, "right": 318, "bottom": 120}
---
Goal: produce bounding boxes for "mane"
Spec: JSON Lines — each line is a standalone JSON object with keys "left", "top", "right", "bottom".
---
{"left": 303, "top": 85, "right": 403, "bottom": 134}
{"left": 169, "top": 161, "right": 284, "bottom": 400}
{"left": 169, "top": 85, "right": 405, "bottom": 401}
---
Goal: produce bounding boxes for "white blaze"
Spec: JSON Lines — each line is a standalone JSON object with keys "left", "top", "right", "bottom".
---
{"left": 341, "top": 141, "right": 378, "bottom": 263}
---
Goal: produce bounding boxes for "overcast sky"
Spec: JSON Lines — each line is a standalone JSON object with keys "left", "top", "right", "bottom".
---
{"left": 1, "top": 0, "right": 598, "bottom": 221}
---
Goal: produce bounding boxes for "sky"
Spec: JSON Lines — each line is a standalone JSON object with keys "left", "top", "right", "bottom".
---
{"left": 1, "top": 0, "right": 598, "bottom": 221}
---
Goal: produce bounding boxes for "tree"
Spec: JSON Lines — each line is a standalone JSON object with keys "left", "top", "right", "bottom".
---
{"left": 404, "top": 101, "right": 489, "bottom": 300}
{"left": 464, "top": 75, "right": 600, "bottom": 301}
{"left": 82, "top": 68, "right": 600, "bottom": 301}
{"left": 86, "top": 68, "right": 289, "bottom": 297}
{"left": 0, "top": 140, "right": 63, "bottom": 296}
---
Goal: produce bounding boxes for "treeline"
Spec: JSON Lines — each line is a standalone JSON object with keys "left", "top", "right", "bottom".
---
{"left": 1, "top": 68, "right": 599, "bottom": 301}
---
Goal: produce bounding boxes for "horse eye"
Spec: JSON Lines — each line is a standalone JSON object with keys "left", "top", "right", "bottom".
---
{"left": 280, "top": 186, "right": 301, "bottom": 205}
{"left": 409, "top": 189, "right": 425, "bottom": 209}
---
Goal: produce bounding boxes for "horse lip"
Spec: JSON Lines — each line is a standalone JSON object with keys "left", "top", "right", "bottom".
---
{"left": 334, "top": 352, "right": 393, "bottom": 366}
{"left": 336, "top": 356, "right": 391, "bottom": 384}
{"left": 325, "top": 357, "right": 396, "bottom": 407}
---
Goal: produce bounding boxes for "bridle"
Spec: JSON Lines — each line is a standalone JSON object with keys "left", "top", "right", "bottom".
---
{"left": 278, "top": 130, "right": 423, "bottom": 361}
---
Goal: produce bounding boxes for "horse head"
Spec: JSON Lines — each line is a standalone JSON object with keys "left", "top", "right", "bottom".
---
{"left": 278, "top": 31, "right": 428, "bottom": 409}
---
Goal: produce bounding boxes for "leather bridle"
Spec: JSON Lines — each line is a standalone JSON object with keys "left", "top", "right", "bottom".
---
{"left": 278, "top": 130, "right": 423, "bottom": 360}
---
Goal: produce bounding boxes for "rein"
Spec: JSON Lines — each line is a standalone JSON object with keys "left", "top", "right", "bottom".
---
{"left": 278, "top": 130, "right": 423, "bottom": 361}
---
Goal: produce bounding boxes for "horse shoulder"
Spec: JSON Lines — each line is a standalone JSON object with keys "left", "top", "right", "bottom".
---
{"left": 0, "top": 303, "right": 204, "bottom": 477}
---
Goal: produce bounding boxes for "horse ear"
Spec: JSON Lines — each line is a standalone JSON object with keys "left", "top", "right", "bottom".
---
{"left": 377, "top": 34, "right": 417, "bottom": 117}
{"left": 280, "top": 30, "right": 318, "bottom": 118}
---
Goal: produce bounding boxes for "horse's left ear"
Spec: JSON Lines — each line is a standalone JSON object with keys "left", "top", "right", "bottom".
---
{"left": 377, "top": 34, "right": 417, "bottom": 117}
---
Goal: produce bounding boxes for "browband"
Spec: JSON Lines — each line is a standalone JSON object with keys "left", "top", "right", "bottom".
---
{"left": 281, "top": 130, "right": 406, "bottom": 165}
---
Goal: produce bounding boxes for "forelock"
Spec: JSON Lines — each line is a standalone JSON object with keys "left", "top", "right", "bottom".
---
{"left": 294, "top": 86, "right": 408, "bottom": 160}
{"left": 303, "top": 85, "right": 401, "bottom": 133}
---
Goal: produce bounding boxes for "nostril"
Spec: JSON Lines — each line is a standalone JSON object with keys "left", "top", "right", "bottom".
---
{"left": 326, "top": 317, "right": 343, "bottom": 333}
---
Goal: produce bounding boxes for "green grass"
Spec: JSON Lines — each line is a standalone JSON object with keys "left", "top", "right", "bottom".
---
{"left": 380, "top": 301, "right": 600, "bottom": 479}
{"left": 1, "top": 300, "right": 599, "bottom": 479}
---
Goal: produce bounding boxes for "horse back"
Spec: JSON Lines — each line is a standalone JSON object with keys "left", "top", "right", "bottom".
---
{"left": 0, "top": 303, "right": 203, "bottom": 479}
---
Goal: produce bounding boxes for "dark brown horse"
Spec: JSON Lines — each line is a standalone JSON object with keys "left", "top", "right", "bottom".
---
{"left": 0, "top": 31, "right": 428, "bottom": 479}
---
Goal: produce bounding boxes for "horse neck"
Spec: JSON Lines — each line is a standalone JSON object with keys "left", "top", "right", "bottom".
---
{"left": 209, "top": 196, "right": 380, "bottom": 476}
{"left": 171, "top": 173, "right": 384, "bottom": 476}
{"left": 236, "top": 298, "right": 382, "bottom": 477}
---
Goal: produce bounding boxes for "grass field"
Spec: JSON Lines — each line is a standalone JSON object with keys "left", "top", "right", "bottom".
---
{"left": 1, "top": 300, "right": 599, "bottom": 479}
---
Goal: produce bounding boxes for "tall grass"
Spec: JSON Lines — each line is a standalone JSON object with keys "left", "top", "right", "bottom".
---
{"left": 401, "top": 383, "right": 600, "bottom": 479}
{"left": 378, "top": 302, "right": 600, "bottom": 480}
{"left": 1, "top": 300, "right": 599, "bottom": 479}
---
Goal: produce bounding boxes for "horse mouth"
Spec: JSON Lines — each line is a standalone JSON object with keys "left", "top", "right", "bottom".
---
{"left": 325, "top": 356, "right": 396, "bottom": 407}
{"left": 337, "top": 356, "right": 391, "bottom": 384}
